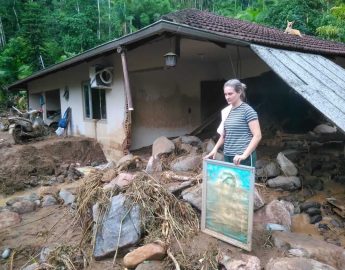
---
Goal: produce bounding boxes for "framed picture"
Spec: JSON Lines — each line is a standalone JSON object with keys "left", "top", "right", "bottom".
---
{"left": 201, "top": 159, "right": 255, "bottom": 251}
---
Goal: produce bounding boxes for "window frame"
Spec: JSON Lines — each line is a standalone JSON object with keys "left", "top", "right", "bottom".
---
{"left": 82, "top": 81, "right": 107, "bottom": 120}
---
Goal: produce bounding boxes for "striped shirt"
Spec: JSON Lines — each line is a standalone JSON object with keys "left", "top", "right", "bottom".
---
{"left": 223, "top": 102, "right": 258, "bottom": 156}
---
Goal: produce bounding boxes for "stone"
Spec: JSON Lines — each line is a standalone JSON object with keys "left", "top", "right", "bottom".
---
{"left": 180, "top": 135, "right": 202, "bottom": 146}
{"left": 181, "top": 184, "right": 202, "bottom": 211}
{"left": 218, "top": 251, "right": 261, "bottom": 270}
{"left": 303, "top": 175, "right": 323, "bottom": 191}
{"left": 254, "top": 187, "right": 265, "bottom": 210}
{"left": 265, "top": 200, "right": 292, "bottom": 230}
{"left": 101, "top": 169, "right": 118, "bottom": 183}
{"left": 38, "top": 186, "right": 59, "bottom": 197}
{"left": 42, "top": 195, "right": 57, "bottom": 207}
{"left": 93, "top": 194, "right": 141, "bottom": 260}
{"left": 305, "top": 207, "right": 321, "bottom": 216}
{"left": 264, "top": 162, "right": 281, "bottom": 178}
{"left": 267, "top": 176, "right": 301, "bottom": 191}
{"left": 135, "top": 261, "right": 165, "bottom": 270}
{"left": 1, "top": 248, "right": 10, "bottom": 259}
{"left": 0, "top": 211, "right": 21, "bottom": 230}
{"left": 57, "top": 175, "right": 65, "bottom": 183}
{"left": 59, "top": 189, "right": 75, "bottom": 205}
{"left": 152, "top": 137, "right": 175, "bottom": 158}
{"left": 123, "top": 242, "right": 166, "bottom": 268}
{"left": 276, "top": 152, "right": 298, "bottom": 176}
{"left": 103, "top": 172, "right": 135, "bottom": 191}
{"left": 40, "top": 247, "right": 51, "bottom": 262}
{"left": 117, "top": 154, "right": 134, "bottom": 168}
{"left": 179, "top": 143, "right": 193, "bottom": 153}
{"left": 11, "top": 200, "right": 36, "bottom": 214}
{"left": 310, "top": 215, "right": 322, "bottom": 224}
{"left": 287, "top": 248, "right": 309, "bottom": 257}
{"left": 205, "top": 139, "right": 216, "bottom": 153}
{"left": 266, "top": 257, "right": 336, "bottom": 270}
{"left": 145, "top": 156, "right": 163, "bottom": 173}
{"left": 272, "top": 231, "right": 345, "bottom": 269}
{"left": 300, "top": 201, "right": 321, "bottom": 212}
{"left": 171, "top": 155, "right": 202, "bottom": 172}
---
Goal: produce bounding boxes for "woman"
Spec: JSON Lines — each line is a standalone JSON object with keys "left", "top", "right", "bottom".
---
{"left": 205, "top": 79, "right": 262, "bottom": 166}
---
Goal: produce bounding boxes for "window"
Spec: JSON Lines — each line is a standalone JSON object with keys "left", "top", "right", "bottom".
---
{"left": 83, "top": 82, "right": 107, "bottom": 120}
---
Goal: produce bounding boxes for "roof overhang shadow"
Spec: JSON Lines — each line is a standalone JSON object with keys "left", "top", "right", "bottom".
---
{"left": 251, "top": 44, "right": 345, "bottom": 134}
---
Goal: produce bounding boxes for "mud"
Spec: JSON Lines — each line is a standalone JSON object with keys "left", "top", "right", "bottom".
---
{"left": 0, "top": 134, "right": 107, "bottom": 194}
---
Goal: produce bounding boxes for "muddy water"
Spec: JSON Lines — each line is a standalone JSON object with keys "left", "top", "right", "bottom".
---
{"left": 291, "top": 214, "right": 321, "bottom": 236}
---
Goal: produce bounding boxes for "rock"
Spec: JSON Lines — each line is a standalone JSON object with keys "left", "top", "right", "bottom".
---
{"left": 38, "top": 186, "right": 59, "bottom": 197}
{"left": 11, "top": 200, "right": 36, "bottom": 214}
{"left": 305, "top": 207, "right": 321, "bottom": 216}
{"left": 22, "top": 263, "right": 40, "bottom": 270}
{"left": 272, "top": 231, "right": 345, "bottom": 269}
{"left": 145, "top": 156, "right": 163, "bottom": 173}
{"left": 181, "top": 184, "right": 202, "bottom": 211}
{"left": 57, "top": 175, "right": 65, "bottom": 183}
{"left": 266, "top": 257, "right": 336, "bottom": 270}
{"left": 180, "top": 135, "right": 202, "bottom": 146}
{"left": 300, "top": 201, "right": 321, "bottom": 212}
{"left": 257, "top": 161, "right": 281, "bottom": 178}
{"left": 92, "top": 203, "right": 100, "bottom": 222}
{"left": 281, "top": 149, "right": 300, "bottom": 162}
{"left": 6, "top": 193, "right": 39, "bottom": 206}
{"left": 303, "top": 175, "right": 323, "bottom": 191}
{"left": 1, "top": 248, "right": 10, "bottom": 259}
{"left": 310, "top": 215, "right": 322, "bottom": 224}
{"left": 135, "top": 261, "right": 165, "bottom": 270}
{"left": 152, "top": 137, "right": 175, "bottom": 158}
{"left": 179, "top": 143, "right": 193, "bottom": 153}
{"left": 218, "top": 251, "right": 261, "bottom": 270}
{"left": 266, "top": 223, "right": 288, "bottom": 232}
{"left": 117, "top": 154, "right": 134, "bottom": 168}
{"left": 93, "top": 194, "right": 141, "bottom": 260}
{"left": 59, "top": 189, "right": 75, "bottom": 205}
{"left": 171, "top": 155, "right": 202, "bottom": 172}
{"left": 276, "top": 152, "right": 298, "bottom": 176}
{"left": 123, "top": 242, "right": 166, "bottom": 268}
{"left": 205, "top": 139, "right": 215, "bottom": 153}
{"left": 267, "top": 176, "right": 301, "bottom": 191}
{"left": 103, "top": 172, "right": 135, "bottom": 191}
{"left": 0, "top": 211, "right": 21, "bottom": 230}
{"left": 42, "top": 195, "right": 57, "bottom": 207}
{"left": 254, "top": 200, "right": 291, "bottom": 230}
{"left": 313, "top": 124, "right": 337, "bottom": 134}
{"left": 287, "top": 248, "right": 309, "bottom": 257}
{"left": 40, "top": 247, "right": 51, "bottom": 262}
{"left": 254, "top": 187, "right": 265, "bottom": 210}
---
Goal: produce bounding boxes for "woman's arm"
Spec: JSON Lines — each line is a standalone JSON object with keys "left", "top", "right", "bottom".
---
{"left": 233, "top": 119, "right": 262, "bottom": 165}
{"left": 204, "top": 133, "right": 225, "bottom": 159}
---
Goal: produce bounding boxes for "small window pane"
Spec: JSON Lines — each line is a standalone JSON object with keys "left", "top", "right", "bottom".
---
{"left": 100, "top": 89, "right": 107, "bottom": 119}
{"left": 83, "top": 84, "right": 90, "bottom": 118}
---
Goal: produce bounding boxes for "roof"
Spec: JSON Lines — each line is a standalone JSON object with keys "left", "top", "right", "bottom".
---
{"left": 163, "top": 9, "right": 345, "bottom": 56}
{"left": 251, "top": 44, "right": 345, "bottom": 133}
{"left": 8, "top": 8, "right": 345, "bottom": 90}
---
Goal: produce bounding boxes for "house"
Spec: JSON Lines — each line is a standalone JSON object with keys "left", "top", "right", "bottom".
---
{"left": 8, "top": 9, "right": 345, "bottom": 161}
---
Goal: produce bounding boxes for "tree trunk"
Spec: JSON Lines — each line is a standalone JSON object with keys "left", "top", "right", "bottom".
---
{"left": 0, "top": 16, "right": 6, "bottom": 48}
{"left": 97, "top": 0, "right": 101, "bottom": 40}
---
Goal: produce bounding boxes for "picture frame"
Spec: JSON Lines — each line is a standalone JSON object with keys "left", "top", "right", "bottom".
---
{"left": 201, "top": 159, "right": 255, "bottom": 251}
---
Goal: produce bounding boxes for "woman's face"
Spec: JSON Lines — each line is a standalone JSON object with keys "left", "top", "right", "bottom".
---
{"left": 224, "top": 86, "right": 241, "bottom": 105}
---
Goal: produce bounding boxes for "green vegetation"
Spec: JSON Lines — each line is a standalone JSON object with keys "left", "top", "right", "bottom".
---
{"left": 0, "top": 0, "right": 344, "bottom": 108}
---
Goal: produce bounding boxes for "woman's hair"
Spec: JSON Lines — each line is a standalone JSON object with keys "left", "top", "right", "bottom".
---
{"left": 224, "top": 79, "right": 247, "bottom": 101}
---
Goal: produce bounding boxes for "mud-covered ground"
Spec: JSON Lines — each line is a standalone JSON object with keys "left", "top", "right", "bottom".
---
{"left": 0, "top": 132, "right": 106, "bottom": 194}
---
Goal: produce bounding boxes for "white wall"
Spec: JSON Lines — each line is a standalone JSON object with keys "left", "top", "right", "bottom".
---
{"left": 28, "top": 54, "right": 127, "bottom": 161}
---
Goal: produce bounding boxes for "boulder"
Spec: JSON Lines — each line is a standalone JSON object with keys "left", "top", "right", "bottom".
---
{"left": 93, "top": 194, "right": 141, "bottom": 260}
{"left": 145, "top": 156, "right": 163, "bottom": 173}
{"left": 181, "top": 184, "right": 202, "bottom": 211}
{"left": 266, "top": 257, "right": 336, "bottom": 270}
{"left": 267, "top": 176, "right": 301, "bottom": 191}
{"left": 313, "top": 124, "right": 337, "bottom": 134}
{"left": 276, "top": 153, "right": 298, "bottom": 176}
{"left": 11, "top": 200, "right": 36, "bottom": 214}
{"left": 135, "top": 261, "right": 165, "bottom": 270}
{"left": 254, "top": 187, "right": 265, "bottom": 210}
{"left": 0, "top": 211, "right": 21, "bottom": 230}
{"left": 218, "top": 251, "right": 261, "bottom": 270}
{"left": 152, "top": 137, "right": 175, "bottom": 158}
{"left": 264, "top": 200, "right": 293, "bottom": 230}
{"left": 42, "top": 195, "right": 57, "bottom": 207}
{"left": 179, "top": 135, "right": 202, "bottom": 146}
{"left": 272, "top": 231, "right": 345, "bottom": 269}
{"left": 103, "top": 172, "right": 135, "bottom": 191}
{"left": 123, "top": 242, "right": 166, "bottom": 268}
{"left": 58, "top": 189, "right": 75, "bottom": 205}
{"left": 171, "top": 155, "right": 202, "bottom": 172}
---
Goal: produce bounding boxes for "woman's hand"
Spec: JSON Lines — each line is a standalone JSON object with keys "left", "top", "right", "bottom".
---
{"left": 233, "top": 154, "right": 247, "bottom": 165}
{"left": 204, "top": 149, "right": 217, "bottom": 160}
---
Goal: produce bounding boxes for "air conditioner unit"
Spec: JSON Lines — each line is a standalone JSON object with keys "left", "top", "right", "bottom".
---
{"left": 89, "top": 65, "right": 114, "bottom": 89}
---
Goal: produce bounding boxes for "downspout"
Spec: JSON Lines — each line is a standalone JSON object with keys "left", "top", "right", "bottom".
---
{"left": 117, "top": 46, "right": 133, "bottom": 154}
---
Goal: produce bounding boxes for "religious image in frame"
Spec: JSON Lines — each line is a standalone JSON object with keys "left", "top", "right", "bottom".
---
{"left": 201, "top": 159, "right": 255, "bottom": 251}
